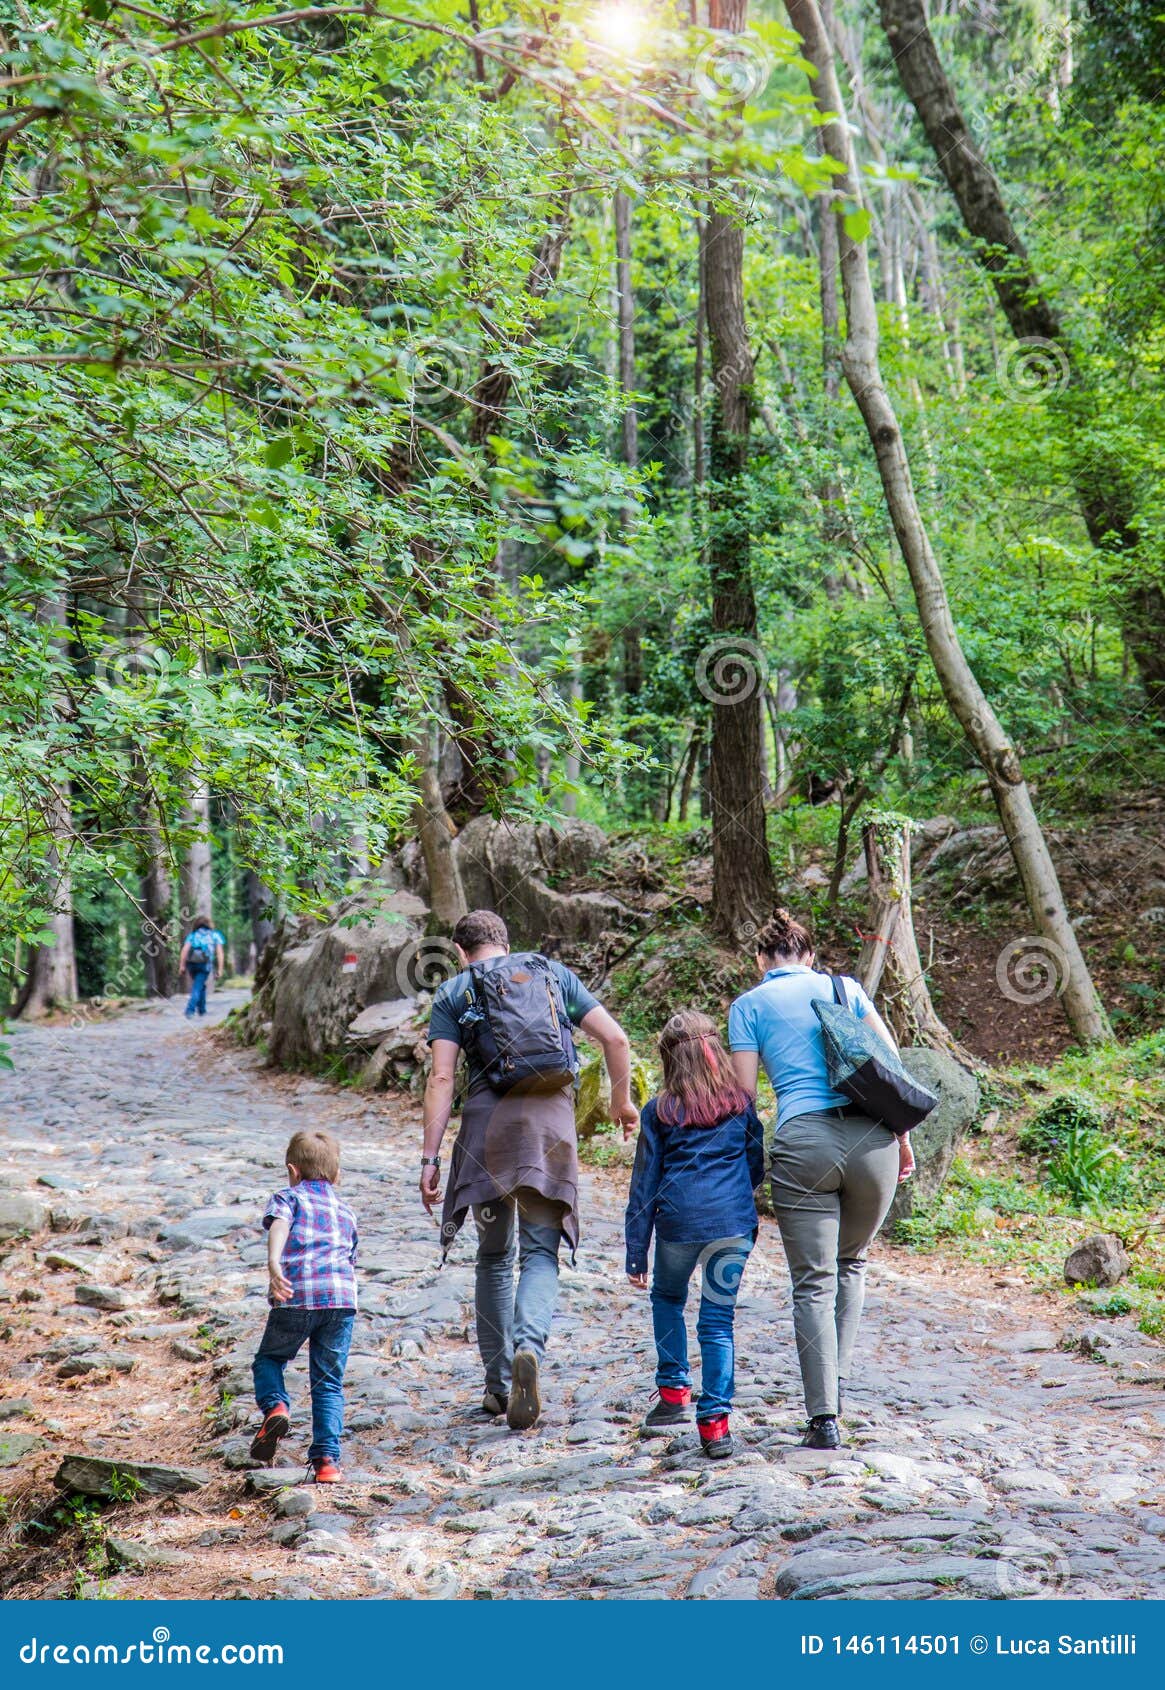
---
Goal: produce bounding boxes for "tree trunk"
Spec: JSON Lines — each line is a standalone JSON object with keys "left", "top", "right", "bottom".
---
{"left": 614, "top": 187, "right": 638, "bottom": 472}
{"left": 18, "top": 593, "right": 77, "bottom": 1018}
{"left": 21, "top": 784, "right": 78, "bottom": 1016}
{"left": 854, "top": 818, "right": 971, "bottom": 1058}
{"left": 703, "top": 0, "right": 774, "bottom": 942}
{"left": 693, "top": 214, "right": 707, "bottom": 489}
{"left": 179, "top": 778, "right": 214, "bottom": 926}
{"left": 245, "top": 869, "right": 277, "bottom": 967}
{"left": 413, "top": 726, "right": 468, "bottom": 928}
{"left": 876, "top": 0, "right": 1163, "bottom": 708}
{"left": 677, "top": 729, "right": 703, "bottom": 824}
{"left": 470, "top": 204, "right": 571, "bottom": 452}
{"left": 560, "top": 657, "right": 582, "bottom": 817}
{"left": 786, "top": 0, "right": 1111, "bottom": 1046}
{"left": 139, "top": 806, "right": 174, "bottom": 998}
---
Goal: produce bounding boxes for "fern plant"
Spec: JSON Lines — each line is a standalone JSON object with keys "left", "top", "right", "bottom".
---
{"left": 1044, "top": 1127, "right": 1124, "bottom": 1208}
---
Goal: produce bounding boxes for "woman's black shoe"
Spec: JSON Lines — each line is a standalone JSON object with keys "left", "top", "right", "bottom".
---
{"left": 642, "top": 1393, "right": 690, "bottom": 1435}
{"left": 802, "top": 1414, "right": 842, "bottom": 1449}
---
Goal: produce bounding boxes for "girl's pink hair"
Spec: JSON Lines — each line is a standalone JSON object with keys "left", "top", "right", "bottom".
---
{"left": 656, "top": 1011, "right": 751, "bottom": 1128}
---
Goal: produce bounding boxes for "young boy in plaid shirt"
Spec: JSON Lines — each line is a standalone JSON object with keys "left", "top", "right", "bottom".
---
{"left": 249, "top": 1130, "right": 359, "bottom": 1482}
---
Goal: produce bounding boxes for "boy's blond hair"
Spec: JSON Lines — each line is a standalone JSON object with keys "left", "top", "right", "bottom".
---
{"left": 285, "top": 1130, "right": 341, "bottom": 1184}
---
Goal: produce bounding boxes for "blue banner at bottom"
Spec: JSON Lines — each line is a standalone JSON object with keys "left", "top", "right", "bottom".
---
{"left": 0, "top": 1600, "right": 1161, "bottom": 1687}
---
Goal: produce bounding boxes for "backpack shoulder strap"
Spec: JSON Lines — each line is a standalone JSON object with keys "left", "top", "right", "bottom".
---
{"left": 827, "top": 972, "right": 847, "bottom": 1008}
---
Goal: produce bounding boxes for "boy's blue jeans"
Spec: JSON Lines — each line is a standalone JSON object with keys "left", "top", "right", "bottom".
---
{"left": 252, "top": 1307, "right": 355, "bottom": 1463}
{"left": 650, "top": 1236, "right": 752, "bottom": 1420}
{"left": 185, "top": 964, "right": 211, "bottom": 1016}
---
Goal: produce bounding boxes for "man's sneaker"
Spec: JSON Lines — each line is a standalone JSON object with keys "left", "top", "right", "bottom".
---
{"left": 482, "top": 1390, "right": 508, "bottom": 1417}
{"left": 642, "top": 1386, "right": 691, "bottom": 1435}
{"left": 249, "top": 1404, "right": 290, "bottom": 1464}
{"left": 802, "top": 1414, "right": 842, "bottom": 1449}
{"left": 312, "top": 1458, "right": 342, "bottom": 1483}
{"left": 698, "top": 1414, "right": 733, "bottom": 1460}
{"left": 506, "top": 1349, "right": 541, "bottom": 1430}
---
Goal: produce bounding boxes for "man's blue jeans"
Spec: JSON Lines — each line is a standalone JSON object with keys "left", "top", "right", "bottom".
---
{"left": 252, "top": 1307, "right": 355, "bottom": 1463}
{"left": 650, "top": 1235, "right": 752, "bottom": 1420}
{"left": 185, "top": 964, "right": 211, "bottom": 1016}
{"left": 473, "top": 1188, "right": 565, "bottom": 1397}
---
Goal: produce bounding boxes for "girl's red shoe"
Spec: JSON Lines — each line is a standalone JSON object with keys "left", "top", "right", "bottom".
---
{"left": 312, "top": 1458, "right": 342, "bottom": 1483}
{"left": 697, "top": 1414, "right": 733, "bottom": 1459}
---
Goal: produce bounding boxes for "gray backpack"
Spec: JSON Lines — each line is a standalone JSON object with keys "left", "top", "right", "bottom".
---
{"left": 459, "top": 953, "right": 578, "bottom": 1095}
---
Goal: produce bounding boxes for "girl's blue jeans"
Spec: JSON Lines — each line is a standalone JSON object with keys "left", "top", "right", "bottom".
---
{"left": 650, "top": 1235, "right": 752, "bottom": 1420}
{"left": 252, "top": 1307, "right": 355, "bottom": 1463}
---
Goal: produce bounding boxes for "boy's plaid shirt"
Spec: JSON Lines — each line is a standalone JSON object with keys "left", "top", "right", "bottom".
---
{"left": 263, "top": 1180, "right": 358, "bottom": 1309}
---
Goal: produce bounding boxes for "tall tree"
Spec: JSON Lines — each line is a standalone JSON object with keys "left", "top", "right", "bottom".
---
{"left": 876, "top": 0, "right": 1164, "bottom": 708}
{"left": 179, "top": 777, "right": 214, "bottom": 928}
{"left": 138, "top": 789, "right": 174, "bottom": 999}
{"left": 17, "top": 591, "right": 77, "bottom": 1018}
{"left": 703, "top": 0, "right": 774, "bottom": 940}
{"left": 785, "top": 0, "right": 1111, "bottom": 1045}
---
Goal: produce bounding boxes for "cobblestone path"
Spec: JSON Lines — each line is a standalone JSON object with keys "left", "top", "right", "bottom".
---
{"left": 2, "top": 997, "right": 1163, "bottom": 1600}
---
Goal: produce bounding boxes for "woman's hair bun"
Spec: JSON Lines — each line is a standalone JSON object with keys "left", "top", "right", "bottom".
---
{"left": 753, "top": 908, "right": 814, "bottom": 961}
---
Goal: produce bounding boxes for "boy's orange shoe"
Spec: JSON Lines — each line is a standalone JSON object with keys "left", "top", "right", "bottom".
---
{"left": 312, "top": 1458, "right": 342, "bottom": 1483}
{"left": 249, "top": 1404, "right": 290, "bottom": 1464}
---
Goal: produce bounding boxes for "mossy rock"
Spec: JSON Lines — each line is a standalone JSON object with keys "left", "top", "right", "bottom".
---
{"left": 576, "top": 1051, "right": 652, "bottom": 1138}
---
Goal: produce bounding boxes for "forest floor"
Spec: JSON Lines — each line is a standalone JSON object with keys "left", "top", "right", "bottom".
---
{"left": 1, "top": 994, "right": 1164, "bottom": 1602}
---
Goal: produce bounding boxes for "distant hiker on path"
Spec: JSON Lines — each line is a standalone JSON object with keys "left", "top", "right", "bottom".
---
{"left": 420, "top": 908, "right": 638, "bottom": 1431}
{"left": 625, "top": 1010, "right": 764, "bottom": 1461}
{"left": 178, "top": 917, "right": 225, "bottom": 1018}
{"left": 729, "top": 909, "right": 915, "bottom": 1451}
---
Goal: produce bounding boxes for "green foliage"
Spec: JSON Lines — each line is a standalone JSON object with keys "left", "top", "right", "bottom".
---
{"left": 1043, "top": 1128, "right": 1126, "bottom": 1209}
{"left": 1017, "top": 1091, "right": 1110, "bottom": 1156}
{"left": 105, "top": 1469, "right": 144, "bottom": 1505}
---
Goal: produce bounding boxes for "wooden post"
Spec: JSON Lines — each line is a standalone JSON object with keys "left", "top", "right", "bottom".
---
{"left": 855, "top": 814, "right": 975, "bottom": 1062}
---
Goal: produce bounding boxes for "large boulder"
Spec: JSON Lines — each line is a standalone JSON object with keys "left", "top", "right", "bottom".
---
{"left": 405, "top": 818, "right": 632, "bottom": 950}
{"left": 882, "top": 1047, "right": 980, "bottom": 1233}
{"left": 242, "top": 888, "right": 427, "bottom": 1067}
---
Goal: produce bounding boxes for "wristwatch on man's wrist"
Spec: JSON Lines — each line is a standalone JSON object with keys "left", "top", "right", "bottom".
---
{"left": 420, "top": 1156, "right": 440, "bottom": 1170}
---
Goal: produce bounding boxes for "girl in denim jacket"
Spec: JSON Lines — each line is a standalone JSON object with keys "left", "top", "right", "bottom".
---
{"left": 625, "top": 1011, "right": 764, "bottom": 1458}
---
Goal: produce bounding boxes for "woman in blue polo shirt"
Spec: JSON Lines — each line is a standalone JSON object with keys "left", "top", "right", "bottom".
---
{"left": 729, "top": 909, "right": 913, "bottom": 1449}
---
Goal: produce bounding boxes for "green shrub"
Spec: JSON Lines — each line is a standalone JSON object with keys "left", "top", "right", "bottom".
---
{"left": 1018, "top": 1090, "right": 1109, "bottom": 1156}
{"left": 1043, "top": 1126, "right": 1124, "bottom": 1207}
{"left": 1091, "top": 1292, "right": 1133, "bottom": 1317}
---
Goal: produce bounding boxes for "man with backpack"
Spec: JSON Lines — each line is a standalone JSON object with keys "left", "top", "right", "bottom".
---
{"left": 420, "top": 908, "right": 638, "bottom": 1430}
{"left": 178, "top": 916, "right": 226, "bottom": 1018}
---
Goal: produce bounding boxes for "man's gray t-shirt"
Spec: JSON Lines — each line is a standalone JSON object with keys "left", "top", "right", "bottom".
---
{"left": 428, "top": 954, "right": 599, "bottom": 1093}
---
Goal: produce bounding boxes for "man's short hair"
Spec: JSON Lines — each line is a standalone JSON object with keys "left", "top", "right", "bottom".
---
{"left": 285, "top": 1129, "right": 341, "bottom": 1183}
{"left": 451, "top": 909, "right": 509, "bottom": 955}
